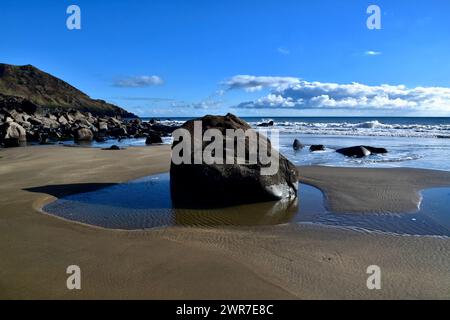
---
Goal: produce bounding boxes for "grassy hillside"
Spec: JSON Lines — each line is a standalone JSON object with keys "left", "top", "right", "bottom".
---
{"left": 0, "top": 63, "right": 136, "bottom": 117}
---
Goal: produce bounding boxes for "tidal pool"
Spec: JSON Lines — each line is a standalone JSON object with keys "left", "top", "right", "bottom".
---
{"left": 43, "top": 173, "right": 450, "bottom": 236}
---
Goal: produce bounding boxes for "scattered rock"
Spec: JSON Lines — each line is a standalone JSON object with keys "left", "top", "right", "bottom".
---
{"left": 103, "top": 145, "right": 121, "bottom": 151}
{"left": 151, "top": 123, "right": 179, "bottom": 135}
{"left": 336, "top": 146, "right": 371, "bottom": 158}
{"left": 257, "top": 120, "right": 274, "bottom": 127}
{"left": 98, "top": 121, "right": 108, "bottom": 131}
{"left": 145, "top": 131, "right": 163, "bottom": 145}
{"left": 293, "top": 139, "right": 303, "bottom": 151}
{"left": 1, "top": 102, "right": 179, "bottom": 148}
{"left": 58, "top": 115, "right": 69, "bottom": 126}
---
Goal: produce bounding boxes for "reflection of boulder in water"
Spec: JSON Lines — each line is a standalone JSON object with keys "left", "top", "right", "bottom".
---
{"left": 173, "top": 197, "right": 299, "bottom": 227}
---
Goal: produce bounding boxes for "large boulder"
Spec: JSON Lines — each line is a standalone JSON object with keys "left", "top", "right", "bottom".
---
{"left": 2, "top": 121, "right": 27, "bottom": 147}
{"left": 337, "top": 146, "right": 371, "bottom": 158}
{"left": 74, "top": 128, "right": 93, "bottom": 142}
{"left": 170, "top": 114, "right": 299, "bottom": 207}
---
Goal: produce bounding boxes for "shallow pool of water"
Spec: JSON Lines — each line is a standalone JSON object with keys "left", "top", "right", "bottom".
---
{"left": 43, "top": 173, "right": 450, "bottom": 236}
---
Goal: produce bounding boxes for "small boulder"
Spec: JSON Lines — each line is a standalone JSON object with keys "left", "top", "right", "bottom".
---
{"left": 336, "top": 146, "right": 371, "bottom": 158}
{"left": 257, "top": 120, "right": 274, "bottom": 127}
{"left": 145, "top": 131, "right": 163, "bottom": 145}
{"left": 98, "top": 121, "right": 108, "bottom": 131}
{"left": 103, "top": 145, "right": 121, "bottom": 151}
{"left": 293, "top": 139, "right": 303, "bottom": 151}
{"left": 310, "top": 145, "right": 325, "bottom": 152}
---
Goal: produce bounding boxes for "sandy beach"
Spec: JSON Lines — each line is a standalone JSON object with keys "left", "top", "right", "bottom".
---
{"left": 300, "top": 166, "right": 450, "bottom": 213}
{"left": 1, "top": 145, "right": 450, "bottom": 299}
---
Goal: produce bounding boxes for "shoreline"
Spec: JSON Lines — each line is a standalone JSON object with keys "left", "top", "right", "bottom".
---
{"left": 1, "top": 146, "right": 450, "bottom": 299}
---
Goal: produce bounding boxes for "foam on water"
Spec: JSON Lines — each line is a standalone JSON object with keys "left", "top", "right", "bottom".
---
{"left": 248, "top": 118, "right": 450, "bottom": 138}
{"left": 277, "top": 133, "right": 450, "bottom": 171}
{"left": 66, "top": 117, "right": 450, "bottom": 171}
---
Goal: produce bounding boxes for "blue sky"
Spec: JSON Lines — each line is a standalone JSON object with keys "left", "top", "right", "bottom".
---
{"left": 1, "top": 0, "right": 450, "bottom": 117}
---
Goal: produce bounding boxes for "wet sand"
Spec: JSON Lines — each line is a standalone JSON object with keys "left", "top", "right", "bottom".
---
{"left": 299, "top": 166, "right": 450, "bottom": 213}
{"left": 1, "top": 146, "right": 450, "bottom": 299}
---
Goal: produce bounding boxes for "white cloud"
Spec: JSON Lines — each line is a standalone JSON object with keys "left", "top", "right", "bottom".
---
{"left": 233, "top": 78, "right": 450, "bottom": 112}
{"left": 365, "top": 51, "right": 382, "bottom": 56}
{"left": 277, "top": 47, "right": 290, "bottom": 55}
{"left": 223, "top": 75, "right": 301, "bottom": 92}
{"left": 114, "top": 75, "right": 164, "bottom": 88}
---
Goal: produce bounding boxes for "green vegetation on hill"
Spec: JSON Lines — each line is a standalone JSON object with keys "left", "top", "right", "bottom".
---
{"left": 0, "top": 63, "right": 136, "bottom": 117}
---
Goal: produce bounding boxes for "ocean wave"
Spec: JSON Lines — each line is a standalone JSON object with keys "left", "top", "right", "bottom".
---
{"left": 154, "top": 119, "right": 450, "bottom": 138}
{"left": 251, "top": 120, "right": 450, "bottom": 138}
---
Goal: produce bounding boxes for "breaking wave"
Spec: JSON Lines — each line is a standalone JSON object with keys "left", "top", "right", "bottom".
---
{"left": 250, "top": 120, "right": 450, "bottom": 138}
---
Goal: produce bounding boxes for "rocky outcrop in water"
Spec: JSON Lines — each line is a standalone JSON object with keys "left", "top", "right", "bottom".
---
{"left": 257, "top": 120, "right": 274, "bottom": 127}
{"left": 293, "top": 139, "right": 303, "bottom": 151}
{"left": 310, "top": 145, "right": 325, "bottom": 152}
{"left": 336, "top": 145, "right": 388, "bottom": 158}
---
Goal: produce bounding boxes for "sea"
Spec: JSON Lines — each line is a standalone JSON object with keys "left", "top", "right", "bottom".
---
{"left": 47, "top": 116, "right": 450, "bottom": 235}
{"left": 85, "top": 116, "right": 450, "bottom": 172}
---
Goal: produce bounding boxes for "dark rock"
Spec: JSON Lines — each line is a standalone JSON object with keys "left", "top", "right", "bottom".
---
{"left": 363, "top": 146, "right": 388, "bottom": 154}
{"left": 74, "top": 128, "right": 93, "bottom": 142}
{"left": 310, "top": 145, "right": 325, "bottom": 152}
{"left": 145, "top": 131, "right": 163, "bottom": 145}
{"left": 28, "top": 117, "right": 43, "bottom": 126}
{"left": 111, "top": 126, "right": 127, "bottom": 138}
{"left": 336, "top": 146, "right": 371, "bottom": 158}
{"left": 151, "top": 123, "right": 179, "bottom": 135}
{"left": 293, "top": 139, "right": 303, "bottom": 151}
{"left": 103, "top": 145, "right": 121, "bottom": 151}
{"left": 257, "top": 120, "right": 274, "bottom": 127}
{"left": 170, "top": 113, "right": 299, "bottom": 207}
